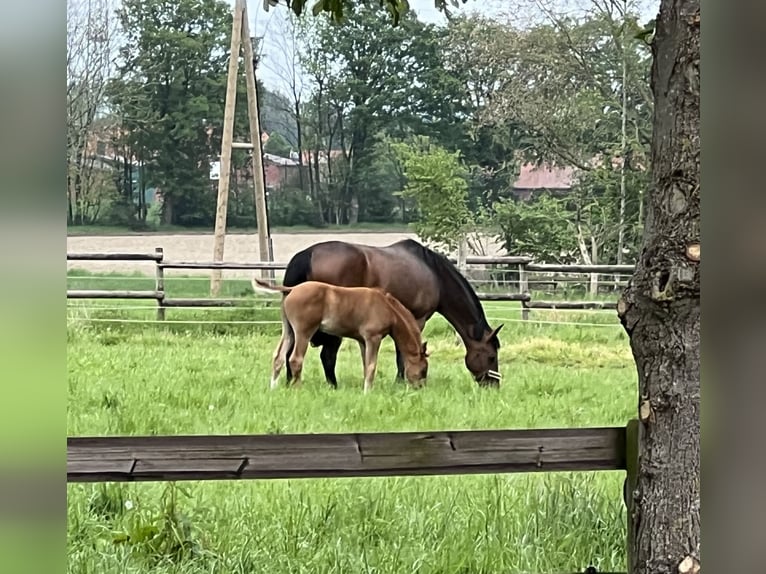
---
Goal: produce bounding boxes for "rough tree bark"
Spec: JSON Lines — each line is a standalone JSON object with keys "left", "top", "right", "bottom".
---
{"left": 617, "top": 1, "right": 700, "bottom": 573}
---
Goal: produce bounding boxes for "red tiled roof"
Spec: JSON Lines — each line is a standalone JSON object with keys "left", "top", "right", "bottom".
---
{"left": 513, "top": 162, "right": 576, "bottom": 190}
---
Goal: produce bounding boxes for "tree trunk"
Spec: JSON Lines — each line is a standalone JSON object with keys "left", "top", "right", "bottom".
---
{"left": 618, "top": 2, "right": 700, "bottom": 573}
{"left": 162, "top": 194, "right": 174, "bottom": 225}
{"left": 295, "top": 101, "right": 305, "bottom": 192}
{"left": 348, "top": 194, "right": 359, "bottom": 225}
{"left": 617, "top": 0, "right": 629, "bottom": 268}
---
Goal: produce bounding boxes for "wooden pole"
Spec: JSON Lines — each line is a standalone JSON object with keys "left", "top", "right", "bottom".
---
{"left": 240, "top": 4, "right": 273, "bottom": 279}
{"left": 518, "top": 263, "right": 529, "bottom": 320}
{"left": 154, "top": 247, "right": 165, "bottom": 321}
{"left": 624, "top": 418, "right": 640, "bottom": 574}
{"left": 210, "top": 0, "right": 244, "bottom": 297}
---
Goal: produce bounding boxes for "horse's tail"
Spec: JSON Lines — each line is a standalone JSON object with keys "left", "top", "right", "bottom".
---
{"left": 252, "top": 278, "right": 294, "bottom": 294}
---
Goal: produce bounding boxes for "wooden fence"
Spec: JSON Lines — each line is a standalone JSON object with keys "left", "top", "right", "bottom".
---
{"left": 66, "top": 248, "right": 639, "bottom": 572}
{"left": 68, "top": 426, "right": 627, "bottom": 482}
{"left": 66, "top": 248, "right": 633, "bottom": 321}
{"left": 67, "top": 423, "right": 636, "bottom": 574}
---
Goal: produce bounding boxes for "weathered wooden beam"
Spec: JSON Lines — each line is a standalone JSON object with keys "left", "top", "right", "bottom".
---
{"left": 67, "top": 252, "right": 163, "bottom": 261}
{"left": 67, "top": 290, "right": 163, "bottom": 300}
{"left": 476, "top": 292, "right": 532, "bottom": 302}
{"left": 524, "top": 300, "right": 617, "bottom": 310}
{"left": 67, "top": 427, "right": 626, "bottom": 483}
{"left": 462, "top": 256, "right": 534, "bottom": 265}
{"left": 526, "top": 264, "right": 635, "bottom": 273}
{"left": 160, "top": 261, "right": 288, "bottom": 270}
{"left": 161, "top": 297, "right": 276, "bottom": 308}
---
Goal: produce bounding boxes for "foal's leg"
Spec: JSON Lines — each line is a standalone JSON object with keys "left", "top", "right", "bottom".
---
{"left": 394, "top": 318, "right": 427, "bottom": 383}
{"left": 269, "top": 336, "right": 285, "bottom": 390}
{"left": 362, "top": 335, "right": 383, "bottom": 394}
{"left": 270, "top": 311, "right": 291, "bottom": 389}
{"left": 357, "top": 339, "right": 367, "bottom": 381}
{"left": 287, "top": 331, "right": 312, "bottom": 388}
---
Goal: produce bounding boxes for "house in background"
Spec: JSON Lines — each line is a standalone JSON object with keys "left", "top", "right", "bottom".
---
{"left": 262, "top": 152, "right": 302, "bottom": 190}
{"left": 511, "top": 162, "right": 577, "bottom": 200}
{"left": 80, "top": 121, "right": 160, "bottom": 205}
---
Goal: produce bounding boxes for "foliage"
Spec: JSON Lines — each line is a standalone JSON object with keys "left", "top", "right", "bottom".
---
{"left": 67, "top": 0, "right": 116, "bottom": 225}
{"left": 71, "top": 0, "right": 655, "bottom": 267}
{"left": 297, "top": 2, "right": 467, "bottom": 225}
{"left": 392, "top": 137, "right": 471, "bottom": 252}
{"left": 107, "top": 0, "right": 233, "bottom": 226}
{"left": 267, "top": 187, "right": 315, "bottom": 226}
{"left": 284, "top": 0, "right": 469, "bottom": 24}
{"left": 493, "top": 193, "right": 578, "bottom": 263}
{"left": 264, "top": 132, "right": 293, "bottom": 158}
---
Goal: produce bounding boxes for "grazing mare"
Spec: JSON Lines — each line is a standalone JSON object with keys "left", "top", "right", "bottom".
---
{"left": 254, "top": 280, "right": 430, "bottom": 393}
{"left": 266, "top": 239, "right": 503, "bottom": 387}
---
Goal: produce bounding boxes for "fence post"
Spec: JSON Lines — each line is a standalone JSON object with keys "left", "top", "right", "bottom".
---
{"left": 624, "top": 418, "right": 640, "bottom": 574}
{"left": 155, "top": 247, "right": 165, "bottom": 321}
{"left": 589, "top": 272, "right": 599, "bottom": 296}
{"left": 518, "top": 263, "right": 529, "bottom": 320}
{"left": 457, "top": 237, "right": 468, "bottom": 276}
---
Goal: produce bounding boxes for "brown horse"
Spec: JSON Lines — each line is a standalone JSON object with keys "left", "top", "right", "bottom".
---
{"left": 254, "top": 280, "right": 430, "bottom": 393}
{"left": 262, "top": 239, "right": 503, "bottom": 388}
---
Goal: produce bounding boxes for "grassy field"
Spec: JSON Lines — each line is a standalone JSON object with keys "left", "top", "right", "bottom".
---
{"left": 67, "top": 271, "right": 635, "bottom": 574}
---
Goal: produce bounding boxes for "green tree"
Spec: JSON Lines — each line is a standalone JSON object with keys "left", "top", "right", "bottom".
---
{"left": 392, "top": 137, "right": 471, "bottom": 252}
{"left": 264, "top": 132, "right": 293, "bottom": 157}
{"left": 298, "top": 2, "right": 466, "bottom": 224}
{"left": 107, "top": 0, "right": 232, "bottom": 226}
{"left": 493, "top": 193, "right": 577, "bottom": 263}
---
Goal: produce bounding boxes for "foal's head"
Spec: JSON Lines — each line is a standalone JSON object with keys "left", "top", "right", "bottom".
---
{"left": 403, "top": 341, "right": 430, "bottom": 388}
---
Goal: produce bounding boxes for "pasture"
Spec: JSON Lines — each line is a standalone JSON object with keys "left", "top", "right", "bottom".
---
{"left": 67, "top": 271, "right": 635, "bottom": 574}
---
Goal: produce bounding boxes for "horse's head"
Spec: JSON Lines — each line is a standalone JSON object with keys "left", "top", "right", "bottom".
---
{"left": 464, "top": 325, "right": 503, "bottom": 387}
{"left": 404, "top": 341, "right": 430, "bottom": 389}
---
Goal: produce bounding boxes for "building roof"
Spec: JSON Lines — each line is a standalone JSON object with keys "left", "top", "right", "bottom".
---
{"left": 513, "top": 162, "right": 576, "bottom": 190}
{"left": 263, "top": 152, "right": 299, "bottom": 167}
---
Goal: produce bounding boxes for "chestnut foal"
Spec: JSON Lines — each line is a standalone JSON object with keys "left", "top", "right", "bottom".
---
{"left": 254, "top": 280, "right": 430, "bottom": 393}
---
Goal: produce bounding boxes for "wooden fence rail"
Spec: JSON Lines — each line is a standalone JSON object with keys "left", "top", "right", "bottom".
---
{"left": 66, "top": 249, "right": 633, "bottom": 321}
{"left": 67, "top": 426, "right": 627, "bottom": 483}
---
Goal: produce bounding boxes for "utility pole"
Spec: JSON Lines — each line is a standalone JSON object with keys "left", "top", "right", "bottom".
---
{"left": 210, "top": 0, "right": 273, "bottom": 296}
{"left": 241, "top": 10, "right": 273, "bottom": 280}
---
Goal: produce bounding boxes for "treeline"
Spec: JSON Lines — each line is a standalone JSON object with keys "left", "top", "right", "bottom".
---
{"left": 66, "top": 0, "right": 654, "bottom": 265}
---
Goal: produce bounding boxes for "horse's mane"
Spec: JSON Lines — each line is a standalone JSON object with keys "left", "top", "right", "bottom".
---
{"left": 394, "top": 239, "right": 499, "bottom": 347}
{"left": 381, "top": 292, "right": 422, "bottom": 347}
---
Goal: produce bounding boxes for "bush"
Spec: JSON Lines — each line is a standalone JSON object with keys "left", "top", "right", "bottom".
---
{"left": 267, "top": 187, "right": 316, "bottom": 227}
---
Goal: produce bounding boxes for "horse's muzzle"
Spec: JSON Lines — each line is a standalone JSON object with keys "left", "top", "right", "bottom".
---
{"left": 476, "top": 370, "right": 502, "bottom": 387}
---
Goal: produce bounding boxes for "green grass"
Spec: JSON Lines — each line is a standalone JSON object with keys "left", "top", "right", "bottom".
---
{"left": 67, "top": 284, "right": 635, "bottom": 573}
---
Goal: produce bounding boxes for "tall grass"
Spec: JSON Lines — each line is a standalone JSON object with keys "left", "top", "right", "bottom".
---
{"left": 67, "top": 287, "right": 635, "bottom": 574}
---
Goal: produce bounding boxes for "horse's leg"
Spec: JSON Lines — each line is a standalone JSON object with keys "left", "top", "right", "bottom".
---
{"left": 362, "top": 335, "right": 383, "bottom": 394}
{"left": 394, "top": 344, "right": 405, "bottom": 383}
{"left": 287, "top": 331, "right": 311, "bottom": 388}
{"left": 319, "top": 334, "right": 342, "bottom": 389}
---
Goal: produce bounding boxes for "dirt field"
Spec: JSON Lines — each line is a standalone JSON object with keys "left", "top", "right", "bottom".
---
{"left": 67, "top": 231, "right": 503, "bottom": 277}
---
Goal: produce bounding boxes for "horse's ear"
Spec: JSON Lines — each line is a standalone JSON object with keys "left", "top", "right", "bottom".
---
{"left": 489, "top": 324, "right": 504, "bottom": 340}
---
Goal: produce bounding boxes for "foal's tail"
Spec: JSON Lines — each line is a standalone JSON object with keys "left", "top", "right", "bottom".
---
{"left": 252, "top": 278, "right": 294, "bottom": 294}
